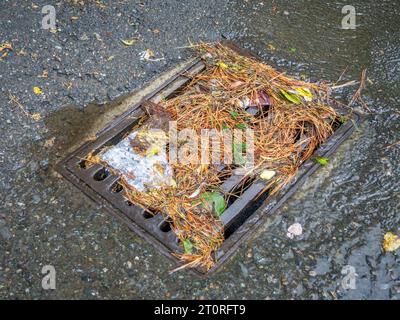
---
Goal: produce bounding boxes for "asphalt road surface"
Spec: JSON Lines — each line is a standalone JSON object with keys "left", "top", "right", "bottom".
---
{"left": 0, "top": 0, "right": 399, "bottom": 299}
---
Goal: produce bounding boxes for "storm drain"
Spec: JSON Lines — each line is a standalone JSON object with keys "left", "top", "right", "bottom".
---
{"left": 57, "top": 42, "right": 363, "bottom": 277}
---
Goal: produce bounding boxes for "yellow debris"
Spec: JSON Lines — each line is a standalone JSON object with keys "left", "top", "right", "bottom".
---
{"left": 383, "top": 232, "right": 400, "bottom": 252}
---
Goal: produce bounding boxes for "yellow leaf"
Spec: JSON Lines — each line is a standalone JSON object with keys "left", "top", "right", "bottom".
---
{"left": 294, "top": 87, "right": 313, "bottom": 101}
{"left": 267, "top": 42, "right": 276, "bottom": 51}
{"left": 121, "top": 39, "right": 138, "bottom": 46}
{"left": 383, "top": 232, "right": 400, "bottom": 252}
{"left": 33, "top": 87, "right": 43, "bottom": 95}
{"left": 0, "top": 42, "right": 13, "bottom": 60}
{"left": 146, "top": 145, "right": 160, "bottom": 156}
{"left": 216, "top": 61, "right": 228, "bottom": 69}
{"left": 0, "top": 42, "right": 13, "bottom": 51}
{"left": 31, "top": 113, "right": 42, "bottom": 121}
{"left": 260, "top": 170, "right": 276, "bottom": 180}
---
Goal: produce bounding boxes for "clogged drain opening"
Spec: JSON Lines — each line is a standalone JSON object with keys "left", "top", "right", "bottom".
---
{"left": 79, "top": 42, "right": 357, "bottom": 272}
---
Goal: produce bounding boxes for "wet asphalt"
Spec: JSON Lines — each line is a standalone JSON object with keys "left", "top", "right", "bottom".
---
{"left": 0, "top": 0, "right": 399, "bottom": 299}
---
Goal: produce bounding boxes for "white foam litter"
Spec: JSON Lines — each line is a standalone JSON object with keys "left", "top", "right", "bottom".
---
{"left": 99, "top": 130, "right": 174, "bottom": 193}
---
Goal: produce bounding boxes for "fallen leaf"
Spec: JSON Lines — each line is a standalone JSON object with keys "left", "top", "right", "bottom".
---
{"left": 383, "top": 232, "right": 400, "bottom": 252}
{"left": 216, "top": 61, "right": 229, "bottom": 69}
{"left": 229, "top": 110, "right": 239, "bottom": 119}
{"left": 315, "top": 156, "right": 329, "bottom": 166}
{"left": 146, "top": 145, "right": 160, "bottom": 157}
{"left": 339, "top": 115, "right": 348, "bottom": 124}
{"left": 294, "top": 87, "right": 313, "bottom": 101}
{"left": 266, "top": 42, "right": 276, "bottom": 51}
{"left": 201, "top": 192, "right": 226, "bottom": 217}
{"left": 0, "top": 42, "right": 13, "bottom": 51}
{"left": 235, "top": 123, "right": 247, "bottom": 130}
{"left": 70, "top": 16, "right": 79, "bottom": 21}
{"left": 183, "top": 239, "right": 193, "bottom": 254}
{"left": 106, "top": 55, "right": 115, "bottom": 61}
{"left": 33, "top": 87, "right": 43, "bottom": 95}
{"left": 31, "top": 113, "right": 42, "bottom": 121}
{"left": 44, "top": 137, "right": 55, "bottom": 148}
{"left": 121, "top": 39, "right": 138, "bottom": 46}
{"left": 0, "top": 42, "right": 13, "bottom": 60}
{"left": 260, "top": 170, "right": 276, "bottom": 180}
{"left": 280, "top": 89, "right": 302, "bottom": 104}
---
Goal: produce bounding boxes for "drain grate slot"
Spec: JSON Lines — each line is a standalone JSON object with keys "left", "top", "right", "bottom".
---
{"left": 57, "top": 42, "right": 363, "bottom": 277}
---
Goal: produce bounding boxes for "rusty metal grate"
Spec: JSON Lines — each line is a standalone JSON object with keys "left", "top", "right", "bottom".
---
{"left": 57, "top": 42, "right": 363, "bottom": 277}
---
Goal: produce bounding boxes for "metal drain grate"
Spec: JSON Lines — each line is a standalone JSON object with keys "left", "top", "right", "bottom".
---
{"left": 57, "top": 42, "right": 363, "bottom": 277}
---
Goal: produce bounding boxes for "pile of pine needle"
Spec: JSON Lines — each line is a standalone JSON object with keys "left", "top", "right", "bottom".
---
{"left": 86, "top": 42, "right": 354, "bottom": 271}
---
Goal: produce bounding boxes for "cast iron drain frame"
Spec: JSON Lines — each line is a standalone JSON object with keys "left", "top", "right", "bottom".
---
{"left": 57, "top": 42, "right": 364, "bottom": 277}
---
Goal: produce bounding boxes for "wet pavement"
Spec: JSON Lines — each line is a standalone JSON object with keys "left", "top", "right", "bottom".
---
{"left": 0, "top": 0, "right": 399, "bottom": 299}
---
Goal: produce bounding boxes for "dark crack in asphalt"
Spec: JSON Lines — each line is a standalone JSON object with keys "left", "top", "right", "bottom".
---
{"left": 0, "top": 0, "right": 399, "bottom": 299}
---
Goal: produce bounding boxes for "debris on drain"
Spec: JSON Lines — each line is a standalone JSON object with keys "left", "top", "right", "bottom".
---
{"left": 100, "top": 102, "right": 175, "bottom": 192}
{"left": 61, "top": 42, "right": 364, "bottom": 274}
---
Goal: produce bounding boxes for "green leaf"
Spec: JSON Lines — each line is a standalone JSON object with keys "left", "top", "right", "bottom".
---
{"left": 183, "top": 239, "right": 193, "bottom": 254}
{"left": 201, "top": 192, "right": 226, "bottom": 217}
{"left": 290, "top": 47, "right": 297, "bottom": 53}
{"left": 315, "top": 156, "right": 329, "bottom": 166}
{"left": 229, "top": 110, "right": 239, "bottom": 119}
{"left": 236, "top": 123, "right": 247, "bottom": 130}
{"left": 222, "top": 122, "right": 229, "bottom": 129}
{"left": 280, "top": 89, "right": 302, "bottom": 104}
{"left": 339, "top": 115, "right": 348, "bottom": 124}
